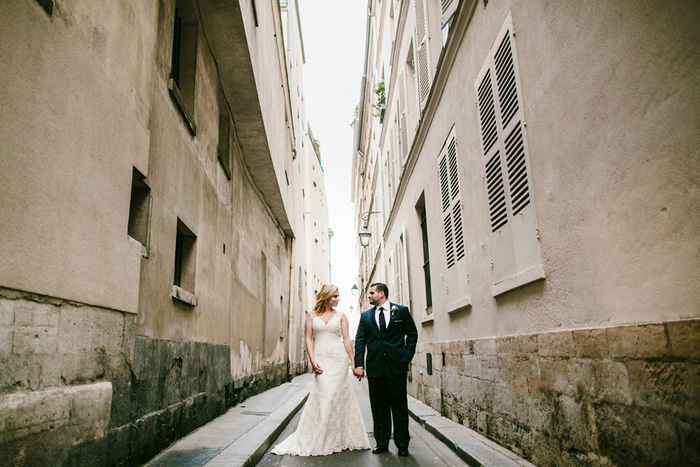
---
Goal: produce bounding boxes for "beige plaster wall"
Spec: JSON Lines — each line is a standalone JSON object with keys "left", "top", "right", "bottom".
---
{"left": 0, "top": 0, "right": 158, "bottom": 314}
{"left": 387, "top": 0, "right": 700, "bottom": 342}
{"left": 135, "top": 0, "right": 294, "bottom": 377}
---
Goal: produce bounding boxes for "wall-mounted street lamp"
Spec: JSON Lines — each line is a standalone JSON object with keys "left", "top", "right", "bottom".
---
{"left": 351, "top": 284, "right": 358, "bottom": 296}
{"left": 358, "top": 226, "right": 372, "bottom": 247}
{"left": 358, "top": 211, "right": 381, "bottom": 248}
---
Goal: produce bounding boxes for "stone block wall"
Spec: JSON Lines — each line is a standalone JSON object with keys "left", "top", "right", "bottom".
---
{"left": 0, "top": 288, "right": 296, "bottom": 465}
{"left": 408, "top": 319, "right": 699, "bottom": 466}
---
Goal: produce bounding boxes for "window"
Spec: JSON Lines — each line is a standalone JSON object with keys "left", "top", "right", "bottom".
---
{"left": 440, "top": 0, "right": 458, "bottom": 46}
{"left": 392, "top": 234, "right": 409, "bottom": 307}
{"left": 397, "top": 72, "right": 410, "bottom": 163}
{"left": 218, "top": 92, "right": 232, "bottom": 179}
{"left": 437, "top": 126, "right": 470, "bottom": 312}
{"left": 475, "top": 13, "right": 544, "bottom": 296}
{"left": 169, "top": 0, "right": 198, "bottom": 134}
{"left": 35, "top": 0, "right": 53, "bottom": 17}
{"left": 438, "top": 127, "right": 464, "bottom": 269}
{"left": 413, "top": 0, "right": 431, "bottom": 110}
{"left": 127, "top": 168, "right": 151, "bottom": 248}
{"left": 174, "top": 219, "right": 196, "bottom": 295}
{"left": 416, "top": 194, "right": 432, "bottom": 312}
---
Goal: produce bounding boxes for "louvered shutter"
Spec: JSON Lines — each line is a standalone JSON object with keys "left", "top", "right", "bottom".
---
{"left": 438, "top": 126, "right": 471, "bottom": 311}
{"left": 475, "top": 16, "right": 542, "bottom": 288}
{"left": 398, "top": 73, "right": 410, "bottom": 163}
{"left": 414, "top": 0, "right": 431, "bottom": 110}
{"left": 438, "top": 128, "right": 464, "bottom": 270}
{"left": 441, "top": 0, "right": 458, "bottom": 26}
{"left": 394, "top": 242, "right": 403, "bottom": 305}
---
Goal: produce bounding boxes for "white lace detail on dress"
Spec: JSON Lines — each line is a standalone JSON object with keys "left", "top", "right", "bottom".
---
{"left": 271, "top": 313, "right": 370, "bottom": 456}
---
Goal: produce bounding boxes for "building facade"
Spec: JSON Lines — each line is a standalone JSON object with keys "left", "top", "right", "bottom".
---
{"left": 0, "top": 0, "right": 328, "bottom": 464}
{"left": 352, "top": 0, "right": 699, "bottom": 464}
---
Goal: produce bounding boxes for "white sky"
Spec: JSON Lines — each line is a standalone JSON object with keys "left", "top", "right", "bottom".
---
{"left": 298, "top": 1, "right": 367, "bottom": 317}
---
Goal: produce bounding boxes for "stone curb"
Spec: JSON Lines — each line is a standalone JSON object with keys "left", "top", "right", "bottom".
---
{"left": 145, "top": 374, "right": 313, "bottom": 467}
{"left": 407, "top": 396, "right": 535, "bottom": 467}
{"left": 207, "top": 381, "right": 311, "bottom": 466}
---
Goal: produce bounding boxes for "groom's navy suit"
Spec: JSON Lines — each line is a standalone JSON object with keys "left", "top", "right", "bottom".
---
{"left": 354, "top": 303, "right": 418, "bottom": 450}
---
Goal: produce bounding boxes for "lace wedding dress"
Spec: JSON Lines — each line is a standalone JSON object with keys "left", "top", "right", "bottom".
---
{"left": 272, "top": 312, "right": 370, "bottom": 456}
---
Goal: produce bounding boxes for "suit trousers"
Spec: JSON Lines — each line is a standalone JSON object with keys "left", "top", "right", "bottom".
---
{"left": 368, "top": 372, "right": 409, "bottom": 449}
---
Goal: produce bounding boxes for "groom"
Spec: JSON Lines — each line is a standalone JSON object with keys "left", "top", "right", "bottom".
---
{"left": 353, "top": 283, "right": 418, "bottom": 456}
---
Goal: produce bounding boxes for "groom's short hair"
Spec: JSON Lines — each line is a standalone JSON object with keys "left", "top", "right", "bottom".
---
{"left": 370, "top": 283, "right": 389, "bottom": 299}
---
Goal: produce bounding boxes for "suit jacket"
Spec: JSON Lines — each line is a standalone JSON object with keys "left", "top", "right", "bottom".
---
{"left": 354, "top": 303, "right": 418, "bottom": 377}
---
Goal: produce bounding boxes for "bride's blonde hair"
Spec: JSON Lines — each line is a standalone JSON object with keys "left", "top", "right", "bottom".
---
{"left": 313, "top": 284, "right": 338, "bottom": 316}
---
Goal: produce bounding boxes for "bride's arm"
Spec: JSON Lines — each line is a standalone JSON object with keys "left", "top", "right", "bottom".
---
{"left": 306, "top": 314, "right": 322, "bottom": 374}
{"left": 340, "top": 314, "right": 355, "bottom": 366}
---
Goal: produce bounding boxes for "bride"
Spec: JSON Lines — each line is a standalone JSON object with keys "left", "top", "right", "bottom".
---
{"left": 272, "top": 284, "right": 370, "bottom": 456}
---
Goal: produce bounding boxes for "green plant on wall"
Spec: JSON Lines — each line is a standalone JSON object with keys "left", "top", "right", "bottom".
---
{"left": 350, "top": 104, "right": 359, "bottom": 128}
{"left": 373, "top": 81, "right": 385, "bottom": 111}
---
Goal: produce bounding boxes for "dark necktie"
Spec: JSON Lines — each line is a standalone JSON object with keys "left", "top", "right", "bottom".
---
{"left": 378, "top": 307, "right": 386, "bottom": 333}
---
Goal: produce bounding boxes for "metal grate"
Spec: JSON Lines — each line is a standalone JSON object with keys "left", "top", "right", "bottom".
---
{"left": 486, "top": 152, "right": 507, "bottom": 232}
{"left": 241, "top": 411, "right": 271, "bottom": 416}
{"left": 494, "top": 34, "right": 519, "bottom": 129}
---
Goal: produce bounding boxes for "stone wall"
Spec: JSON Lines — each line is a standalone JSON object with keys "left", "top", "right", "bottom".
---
{"left": 408, "top": 318, "right": 699, "bottom": 466}
{"left": 0, "top": 288, "right": 296, "bottom": 465}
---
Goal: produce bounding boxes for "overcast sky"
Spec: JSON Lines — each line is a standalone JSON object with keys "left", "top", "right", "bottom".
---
{"left": 298, "top": 1, "right": 367, "bottom": 316}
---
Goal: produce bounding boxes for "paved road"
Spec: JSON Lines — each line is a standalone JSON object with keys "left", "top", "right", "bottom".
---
{"left": 258, "top": 374, "right": 466, "bottom": 466}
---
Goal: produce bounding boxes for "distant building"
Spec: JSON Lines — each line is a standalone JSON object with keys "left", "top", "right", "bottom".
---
{"left": 352, "top": 0, "right": 699, "bottom": 465}
{"left": 0, "top": 0, "right": 327, "bottom": 464}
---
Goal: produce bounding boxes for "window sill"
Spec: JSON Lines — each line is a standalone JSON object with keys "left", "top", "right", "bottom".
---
{"left": 491, "top": 264, "right": 545, "bottom": 297}
{"left": 168, "top": 78, "right": 196, "bottom": 135}
{"left": 171, "top": 285, "right": 198, "bottom": 306}
{"left": 420, "top": 312, "right": 434, "bottom": 324}
{"left": 127, "top": 235, "right": 149, "bottom": 258}
{"left": 446, "top": 297, "right": 471, "bottom": 314}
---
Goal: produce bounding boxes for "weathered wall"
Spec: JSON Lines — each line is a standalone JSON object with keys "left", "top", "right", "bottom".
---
{"left": 356, "top": 0, "right": 699, "bottom": 464}
{"left": 409, "top": 319, "right": 699, "bottom": 465}
{"left": 395, "top": 0, "right": 700, "bottom": 341}
{"left": 0, "top": 0, "right": 157, "bottom": 314}
{"left": 0, "top": 0, "right": 316, "bottom": 465}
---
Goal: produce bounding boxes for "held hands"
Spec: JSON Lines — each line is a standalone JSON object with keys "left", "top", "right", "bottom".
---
{"left": 353, "top": 367, "right": 364, "bottom": 381}
{"left": 312, "top": 361, "right": 323, "bottom": 374}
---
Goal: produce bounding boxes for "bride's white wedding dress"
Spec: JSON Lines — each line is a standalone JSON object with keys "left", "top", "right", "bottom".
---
{"left": 272, "top": 312, "right": 370, "bottom": 456}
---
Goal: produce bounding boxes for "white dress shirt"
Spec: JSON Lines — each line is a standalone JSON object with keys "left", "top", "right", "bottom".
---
{"left": 375, "top": 303, "right": 390, "bottom": 329}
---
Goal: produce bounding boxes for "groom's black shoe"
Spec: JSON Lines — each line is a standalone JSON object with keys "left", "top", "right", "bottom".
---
{"left": 372, "top": 445, "right": 389, "bottom": 454}
{"left": 398, "top": 448, "right": 409, "bottom": 457}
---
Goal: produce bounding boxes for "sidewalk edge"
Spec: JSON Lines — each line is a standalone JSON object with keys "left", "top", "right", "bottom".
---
{"left": 244, "top": 390, "right": 309, "bottom": 466}
{"left": 407, "top": 396, "right": 533, "bottom": 467}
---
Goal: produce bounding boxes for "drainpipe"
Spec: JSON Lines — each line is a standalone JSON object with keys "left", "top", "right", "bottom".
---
{"left": 354, "top": 0, "right": 372, "bottom": 156}
{"left": 287, "top": 236, "right": 295, "bottom": 380}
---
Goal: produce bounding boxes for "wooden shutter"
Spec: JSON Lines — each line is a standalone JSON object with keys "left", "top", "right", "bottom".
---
{"left": 441, "top": 0, "right": 458, "bottom": 26}
{"left": 414, "top": 0, "right": 431, "bottom": 109}
{"left": 475, "top": 15, "right": 542, "bottom": 288}
{"left": 438, "top": 128, "right": 464, "bottom": 270}
{"left": 394, "top": 242, "right": 403, "bottom": 305}
{"left": 397, "top": 73, "right": 410, "bottom": 164}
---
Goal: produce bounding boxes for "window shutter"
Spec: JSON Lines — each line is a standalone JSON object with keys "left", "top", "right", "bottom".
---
{"left": 414, "top": 0, "right": 431, "bottom": 109}
{"left": 441, "top": 0, "right": 458, "bottom": 26}
{"left": 398, "top": 73, "right": 410, "bottom": 163}
{"left": 475, "top": 15, "right": 543, "bottom": 289}
{"left": 394, "top": 241, "right": 403, "bottom": 305}
{"left": 438, "top": 128, "right": 464, "bottom": 270}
